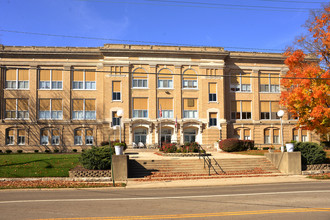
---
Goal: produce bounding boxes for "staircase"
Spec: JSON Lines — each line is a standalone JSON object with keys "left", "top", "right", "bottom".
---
{"left": 128, "top": 157, "right": 281, "bottom": 181}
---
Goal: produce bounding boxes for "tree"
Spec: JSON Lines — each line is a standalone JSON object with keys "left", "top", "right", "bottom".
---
{"left": 280, "top": 5, "right": 330, "bottom": 136}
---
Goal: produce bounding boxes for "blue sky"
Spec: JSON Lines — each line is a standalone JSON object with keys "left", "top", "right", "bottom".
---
{"left": 0, "top": 0, "right": 327, "bottom": 52}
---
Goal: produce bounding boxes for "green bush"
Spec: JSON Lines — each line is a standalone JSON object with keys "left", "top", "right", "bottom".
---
{"left": 219, "top": 139, "right": 252, "bottom": 152}
{"left": 294, "top": 142, "right": 326, "bottom": 165}
{"left": 80, "top": 146, "right": 115, "bottom": 170}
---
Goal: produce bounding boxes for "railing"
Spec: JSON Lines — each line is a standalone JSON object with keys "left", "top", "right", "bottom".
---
{"left": 198, "top": 146, "right": 225, "bottom": 176}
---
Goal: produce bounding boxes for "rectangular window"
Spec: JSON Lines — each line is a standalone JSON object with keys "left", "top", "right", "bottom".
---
{"left": 112, "top": 81, "right": 121, "bottom": 101}
{"left": 209, "top": 113, "right": 217, "bottom": 127}
{"left": 231, "top": 101, "right": 251, "bottom": 120}
{"left": 51, "top": 130, "right": 60, "bottom": 145}
{"left": 112, "top": 112, "right": 121, "bottom": 126}
{"left": 302, "top": 130, "right": 308, "bottom": 142}
{"left": 72, "top": 99, "right": 96, "bottom": 120}
{"left": 293, "top": 129, "right": 299, "bottom": 142}
{"left": 159, "top": 98, "right": 173, "bottom": 118}
{"left": 86, "top": 130, "right": 93, "bottom": 145}
{"left": 41, "top": 130, "right": 49, "bottom": 145}
{"left": 5, "top": 69, "right": 29, "bottom": 90}
{"left": 230, "top": 73, "right": 251, "bottom": 92}
{"left": 260, "top": 73, "right": 280, "bottom": 93}
{"left": 260, "top": 101, "right": 280, "bottom": 120}
{"left": 133, "top": 98, "right": 148, "bottom": 118}
{"left": 73, "top": 70, "right": 96, "bottom": 90}
{"left": 17, "top": 130, "right": 25, "bottom": 145}
{"left": 39, "top": 99, "right": 62, "bottom": 120}
{"left": 74, "top": 130, "right": 83, "bottom": 145}
{"left": 39, "top": 70, "right": 62, "bottom": 90}
{"left": 5, "top": 99, "right": 29, "bottom": 119}
{"left": 273, "top": 129, "right": 280, "bottom": 144}
{"left": 6, "top": 130, "right": 14, "bottom": 145}
{"left": 183, "top": 98, "right": 198, "bottom": 118}
{"left": 209, "top": 83, "right": 217, "bottom": 102}
{"left": 264, "top": 129, "right": 270, "bottom": 144}
{"left": 244, "top": 130, "right": 251, "bottom": 140}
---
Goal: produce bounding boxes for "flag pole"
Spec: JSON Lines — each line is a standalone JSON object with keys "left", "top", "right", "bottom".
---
{"left": 159, "top": 105, "right": 162, "bottom": 148}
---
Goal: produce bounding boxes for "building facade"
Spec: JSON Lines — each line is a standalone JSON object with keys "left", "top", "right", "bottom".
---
{"left": 0, "top": 44, "right": 320, "bottom": 152}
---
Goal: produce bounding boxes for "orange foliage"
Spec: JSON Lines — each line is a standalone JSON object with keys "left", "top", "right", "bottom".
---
{"left": 281, "top": 6, "right": 330, "bottom": 135}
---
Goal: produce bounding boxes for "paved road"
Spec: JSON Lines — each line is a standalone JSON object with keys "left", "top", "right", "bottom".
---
{"left": 0, "top": 181, "right": 329, "bottom": 219}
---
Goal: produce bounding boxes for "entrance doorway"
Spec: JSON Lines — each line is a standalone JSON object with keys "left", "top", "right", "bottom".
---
{"left": 184, "top": 128, "right": 196, "bottom": 143}
{"left": 134, "top": 128, "right": 147, "bottom": 145}
{"left": 161, "top": 128, "right": 172, "bottom": 144}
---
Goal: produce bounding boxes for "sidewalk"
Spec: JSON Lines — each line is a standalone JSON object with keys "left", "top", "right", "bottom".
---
{"left": 125, "top": 175, "right": 322, "bottom": 189}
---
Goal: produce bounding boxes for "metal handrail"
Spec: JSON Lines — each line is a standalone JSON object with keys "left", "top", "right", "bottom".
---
{"left": 198, "top": 146, "right": 224, "bottom": 176}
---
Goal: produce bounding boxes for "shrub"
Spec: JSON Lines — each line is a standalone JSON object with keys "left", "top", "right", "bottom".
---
{"left": 17, "top": 150, "right": 23, "bottom": 154}
{"left": 219, "top": 139, "right": 251, "bottom": 152}
{"left": 72, "top": 149, "right": 78, "bottom": 153}
{"left": 294, "top": 142, "right": 326, "bottom": 165}
{"left": 34, "top": 150, "right": 39, "bottom": 153}
{"left": 6, "top": 150, "right": 12, "bottom": 154}
{"left": 241, "top": 140, "right": 254, "bottom": 150}
{"left": 321, "top": 141, "right": 330, "bottom": 150}
{"left": 159, "top": 143, "right": 177, "bottom": 153}
{"left": 80, "top": 146, "right": 115, "bottom": 170}
{"left": 181, "top": 142, "right": 200, "bottom": 153}
{"left": 100, "top": 141, "right": 110, "bottom": 146}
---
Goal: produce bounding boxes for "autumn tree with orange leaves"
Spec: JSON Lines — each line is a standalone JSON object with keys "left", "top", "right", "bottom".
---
{"left": 280, "top": 5, "right": 330, "bottom": 137}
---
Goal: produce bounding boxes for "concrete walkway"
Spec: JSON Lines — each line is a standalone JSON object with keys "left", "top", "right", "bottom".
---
{"left": 126, "top": 175, "right": 321, "bottom": 189}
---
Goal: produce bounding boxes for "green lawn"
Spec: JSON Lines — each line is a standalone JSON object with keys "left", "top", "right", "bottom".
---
{"left": 0, "top": 153, "right": 81, "bottom": 178}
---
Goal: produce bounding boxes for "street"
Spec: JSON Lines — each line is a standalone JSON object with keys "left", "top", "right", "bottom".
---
{"left": 0, "top": 181, "right": 329, "bottom": 219}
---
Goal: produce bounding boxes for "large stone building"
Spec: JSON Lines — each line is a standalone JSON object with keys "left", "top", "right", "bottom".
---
{"left": 0, "top": 44, "right": 319, "bottom": 152}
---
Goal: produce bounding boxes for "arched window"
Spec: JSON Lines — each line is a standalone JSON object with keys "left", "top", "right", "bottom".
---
{"left": 182, "top": 69, "right": 197, "bottom": 89}
{"left": 158, "top": 68, "right": 173, "bottom": 88}
{"left": 41, "top": 128, "right": 60, "bottom": 145}
{"left": 132, "top": 68, "right": 148, "bottom": 88}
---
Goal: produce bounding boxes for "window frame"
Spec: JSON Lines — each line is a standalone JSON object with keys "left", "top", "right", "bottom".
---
{"left": 260, "top": 73, "right": 280, "bottom": 93}
{"left": 39, "top": 99, "right": 63, "bottom": 120}
{"left": 5, "top": 69, "right": 29, "bottom": 90}
{"left": 72, "top": 70, "right": 96, "bottom": 90}
{"left": 39, "top": 69, "right": 63, "bottom": 90}
{"left": 230, "top": 73, "right": 251, "bottom": 93}
{"left": 231, "top": 101, "right": 252, "bottom": 120}
{"left": 72, "top": 99, "right": 96, "bottom": 120}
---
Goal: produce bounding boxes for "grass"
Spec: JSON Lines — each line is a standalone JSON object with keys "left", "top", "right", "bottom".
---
{"left": 0, "top": 153, "right": 81, "bottom": 178}
{"left": 307, "top": 173, "right": 330, "bottom": 180}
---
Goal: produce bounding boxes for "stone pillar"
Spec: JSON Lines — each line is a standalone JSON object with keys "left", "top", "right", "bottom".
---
{"left": 112, "top": 155, "right": 128, "bottom": 181}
